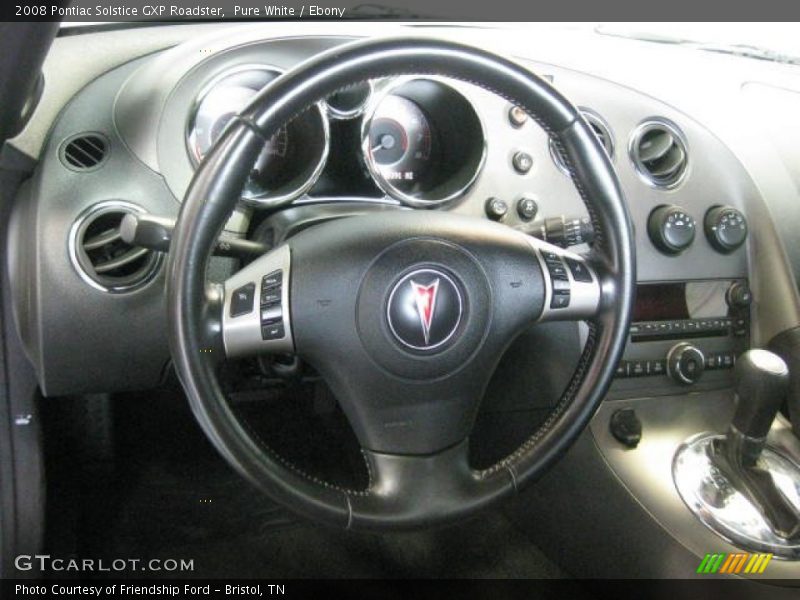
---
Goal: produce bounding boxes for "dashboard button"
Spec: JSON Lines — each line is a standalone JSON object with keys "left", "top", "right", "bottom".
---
{"left": 485, "top": 197, "right": 508, "bottom": 221}
{"left": 512, "top": 151, "right": 533, "bottom": 174}
{"left": 648, "top": 360, "right": 666, "bottom": 376}
{"left": 230, "top": 283, "right": 256, "bottom": 318}
{"left": 508, "top": 105, "right": 529, "bottom": 127}
{"left": 616, "top": 361, "right": 629, "bottom": 378}
{"left": 516, "top": 196, "right": 538, "bottom": 221}
{"left": 727, "top": 282, "right": 752, "bottom": 308}
{"left": 630, "top": 360, "right": 646, "bottom": 377}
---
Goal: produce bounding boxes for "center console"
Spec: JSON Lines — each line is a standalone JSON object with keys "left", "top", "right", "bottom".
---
{"left": 611, "top": 279, "right": 751, "bottom": 396}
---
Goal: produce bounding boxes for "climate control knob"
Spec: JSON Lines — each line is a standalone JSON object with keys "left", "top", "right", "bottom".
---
{"left": 648, "top": 205, "right": 696, "bottom": 255}
{"left": 667, "top": 342, "right": 705, "bottom": 385}
{"left": 704, "top": 205, "right": 748, "bottom": 253}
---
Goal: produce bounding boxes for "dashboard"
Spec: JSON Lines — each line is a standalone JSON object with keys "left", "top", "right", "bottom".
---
{"left": 6, "top": 24, "right": 798, "bottom": 397}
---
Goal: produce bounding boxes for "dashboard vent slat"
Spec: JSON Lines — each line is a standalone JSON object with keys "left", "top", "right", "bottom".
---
{"left": 60, "top": 133, "right": 109, "bottom": 171}
{"left": 70, "top": 202, "right": 161, "bottom": 293}
{"left": 82, "top": 227, "right": 122, "bottom": 251}
{"left": 630, "top": 120, "right": 688, "bottom": 188}
{"left": 93, "top": 247, "right": 150, "bottom": 274}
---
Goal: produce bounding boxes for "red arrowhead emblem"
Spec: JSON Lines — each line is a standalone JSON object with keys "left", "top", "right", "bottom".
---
{"left": 410, "top": 278, "right": 440, "bottom": 346}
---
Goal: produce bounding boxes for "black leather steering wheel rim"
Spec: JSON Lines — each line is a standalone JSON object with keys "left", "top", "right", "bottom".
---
{"left": 167, "top": 37, "right": 635, "bottom": 530}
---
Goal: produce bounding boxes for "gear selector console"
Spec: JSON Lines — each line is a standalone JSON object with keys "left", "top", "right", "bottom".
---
{"left": 673, "top": 350, "right": 800, "bottom": 557}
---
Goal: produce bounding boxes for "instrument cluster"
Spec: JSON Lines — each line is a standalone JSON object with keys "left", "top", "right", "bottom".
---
{"left": 186, "top": 67, "right": 486, "bottom": 208}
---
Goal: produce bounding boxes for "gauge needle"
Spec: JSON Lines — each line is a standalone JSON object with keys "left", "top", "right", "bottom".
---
{"left": 372, "top": 134, "right": 396, "bottom": 153}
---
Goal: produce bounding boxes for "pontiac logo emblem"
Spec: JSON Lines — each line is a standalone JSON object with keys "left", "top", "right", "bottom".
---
{"left": 410, "top": 278, "right": 440, "bottom": 346}
{"left": 387, "top": 269, "right": 463, "bottom": 351}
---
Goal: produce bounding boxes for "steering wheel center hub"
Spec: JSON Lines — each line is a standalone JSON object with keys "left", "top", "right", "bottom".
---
{"left": 356, "top": 237, "right": 489, "bottom": 381}
{"left": 386, "top": 267, "right": 464, "bottom": 352}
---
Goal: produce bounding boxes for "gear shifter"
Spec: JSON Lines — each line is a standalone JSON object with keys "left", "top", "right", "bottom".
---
{"left": 707, "top": 350, "right": 800, "bottom": 540}
{"left": 726, "top": 349, "right": 790, "bottom": 466}
{"left": 673, "top": 349, "right": 800, "bottom": 556}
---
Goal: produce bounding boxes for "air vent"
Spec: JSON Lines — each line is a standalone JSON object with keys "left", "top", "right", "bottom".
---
{"left": 69, "top": 202, "right": 161, "bottom": 293}
{"left": 60, "top": 133, "right": 109, "bottom": 171}
{"left": 630, "top": 120, "right": 688, "bottom": 188}
{"left": 550, "top": 109, "right": 614, "bottom": 175}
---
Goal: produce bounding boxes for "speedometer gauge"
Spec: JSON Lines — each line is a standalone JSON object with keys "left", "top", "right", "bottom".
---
{"left": 187, "top": 66, "right": 329, "bottom": 206}
{"left": 368, "top": 96, "right": 432, "bottom": 183}
{"left": 362, "top": 78, "right": 485, "bottom": 208}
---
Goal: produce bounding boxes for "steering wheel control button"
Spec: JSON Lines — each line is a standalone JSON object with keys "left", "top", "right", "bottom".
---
{"left": 564, "top": 257, "right": 592, "bottom": 282}
{"left": 550, "top": 291, "right": 571, "bottom": 309}
{"left": 485, "top": 197, "right": 508, "bottom": 221}
{"left": 540, "top": 251, "right": 572, "bottom": 309}
{"left": 262, "top": 322, "right": 285, "bottom": 341}
{"left": 512, "top": 151, "right": 534, "bottom": 174}
{"left": 705, "top": 206, "right": 748, "bottom": 253}
{"left": 258, "top": 270, "right": 286, "bottom": 340}
{"left": 230, "top": 283, "right": 256, "bottom": 318}
{"left": 508, "top": 105, "right": 529, "bottom": 127}
{"left": 647, "top": 205, "right": 696, "bottom": 255}
{"left": 387, "top": 269, "right": 463, "bottom": 352}
{"left": 261, "top": 305, "right": 282, "bottom": 323}
{"left": 516, "top": 196, "right": 539, "bottom": 221}
{"left": 262, "top": 270, "right": 282, "bottom": 289}
{"left": 261, "top": 286, "right": 281, "bottom": 306}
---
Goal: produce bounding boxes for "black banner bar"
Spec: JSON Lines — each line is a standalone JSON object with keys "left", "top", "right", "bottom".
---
{"left": 6, "top": 0, "right": 800, "bottom": 22}
{"left": 4, "top": 579, "right": 799, "bottom": 600}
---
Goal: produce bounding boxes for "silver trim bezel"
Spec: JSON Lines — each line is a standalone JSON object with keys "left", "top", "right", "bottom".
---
{"left": 529, "top": 239, "right": 601, "bottom": 323}
{"left": 185, "top": 63, "right": 330, "bottom": 209}
{"left": 628, "top": 117, "right": 690, "bottom": 190}
{"left": 222, "top": 244, "right": 294, "bottom": 357}
{"left": 325, "top": 80, "right": 373, "bottom": 120}
{"left": 67, "top": 200, "right": 163, "bottom": 294}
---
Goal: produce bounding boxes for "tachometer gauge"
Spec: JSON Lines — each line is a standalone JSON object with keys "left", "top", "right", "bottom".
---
{"left": 187, "top": 66, "right": 329, "bottom": 206}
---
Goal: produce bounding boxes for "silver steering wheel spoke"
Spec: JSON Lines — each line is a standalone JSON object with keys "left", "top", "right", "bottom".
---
{"left": 529, "top": 237, "right": 602, "bottom": 323}
{"left": 221, "top": 244, "right": 294, "bottom": 357}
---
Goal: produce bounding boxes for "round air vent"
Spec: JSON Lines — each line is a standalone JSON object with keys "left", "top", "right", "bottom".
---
{"left": 60, "top": 133, "right": 109, "bottom": 171}
{"left": 629, "top": 119, "right": 688, "bottom": 188}
{"left": 69, "top": 201, "right": 162, "bottom": 293}
{"left": 550, "top": 109, "right": 614, "bottom": 175}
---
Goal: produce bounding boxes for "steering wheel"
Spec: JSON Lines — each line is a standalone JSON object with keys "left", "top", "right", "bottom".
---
{"left": 167, "top": 38, "right": 635, "bottom": 531}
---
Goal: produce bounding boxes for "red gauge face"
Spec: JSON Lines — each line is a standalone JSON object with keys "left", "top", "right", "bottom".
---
{"left": 367, "top": 95, "right": 432, "bottom": 192}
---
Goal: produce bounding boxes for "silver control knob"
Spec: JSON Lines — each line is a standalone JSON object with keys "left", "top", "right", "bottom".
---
{"left": 667, "top": 342, "right": 705, "bottom": 385}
